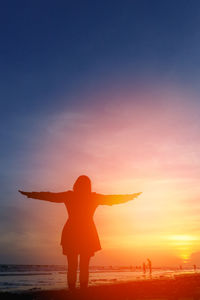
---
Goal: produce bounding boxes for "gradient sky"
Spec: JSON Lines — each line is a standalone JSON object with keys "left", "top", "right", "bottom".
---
{"left": 1, "top": 0, "right": 200, "bottom": 266}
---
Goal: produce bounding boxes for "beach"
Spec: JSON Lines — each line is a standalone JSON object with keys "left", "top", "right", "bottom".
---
{"left": 0, "top": 264, "right": 197, "bottom": 292}
{"left": 1, "top": 273, "right": 200, "bottom": 300}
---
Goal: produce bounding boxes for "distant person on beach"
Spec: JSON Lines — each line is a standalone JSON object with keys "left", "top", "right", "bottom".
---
{"left": 19, "top": 175, "right": 141, "bottom": 290}
{"left": 142, "top": 262, "right": 146, "bottom": 274}
{"left": 147, "top": 258, "right": 152, "bottom": 274}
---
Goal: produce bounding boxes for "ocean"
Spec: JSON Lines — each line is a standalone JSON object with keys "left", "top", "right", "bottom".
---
{"left": 0, "top": 264, "right": 196, "bottom": 293}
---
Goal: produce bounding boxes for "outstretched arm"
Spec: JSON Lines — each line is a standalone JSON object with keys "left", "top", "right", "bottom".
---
{"left": 18, "top": 190, "right": 70, "bottom": 203}
{"left": 94, "top": 192, "right": 142, "bottom": 206}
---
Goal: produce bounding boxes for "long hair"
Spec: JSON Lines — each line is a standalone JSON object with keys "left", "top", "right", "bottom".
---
{"left": 73, "top": 175, "right": 91, "bottom": 194}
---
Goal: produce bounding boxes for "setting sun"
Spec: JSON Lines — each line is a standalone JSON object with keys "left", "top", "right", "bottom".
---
{"left": 165, "top": 235, "right": 199, "bottom": 263}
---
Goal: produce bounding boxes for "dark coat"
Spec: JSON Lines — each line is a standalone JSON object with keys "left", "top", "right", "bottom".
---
{"left": 61, "top": 191, "right": 101, "bottom": 256}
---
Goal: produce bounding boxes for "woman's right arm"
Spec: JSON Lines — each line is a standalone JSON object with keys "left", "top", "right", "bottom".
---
{"left": 93, "top": 192, "right": 142, "bottom": 206}
{"left": 18, "top": 190, "right": 70, "bottom": 203}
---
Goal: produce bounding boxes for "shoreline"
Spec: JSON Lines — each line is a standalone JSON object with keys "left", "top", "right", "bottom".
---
{"left": 1, "top": 273, "right": 200, "bottom": 299}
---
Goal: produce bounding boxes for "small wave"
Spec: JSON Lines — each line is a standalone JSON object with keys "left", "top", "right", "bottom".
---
{"left": 0, "top": 273, "right": 52, "bottom": 276}
{"left": 0, "top": 282, "right": 33, "bottom": 287}
{"left": 91, "top": 279, "right": 109, "bottom": 282}
{"left": 28, "top": 287, "right": 41, "bottom": 291}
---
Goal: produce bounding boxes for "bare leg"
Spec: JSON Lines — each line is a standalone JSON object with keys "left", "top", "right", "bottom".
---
{"left": 79, "top": 254, "right": 91, "bottom": 289}
{"left": 66, "top": 253, "right": 78, "bottom": 290}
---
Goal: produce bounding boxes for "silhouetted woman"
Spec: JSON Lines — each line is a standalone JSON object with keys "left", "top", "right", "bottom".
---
{"left": 19, "top": 175, "right": 141, "bottom": 290}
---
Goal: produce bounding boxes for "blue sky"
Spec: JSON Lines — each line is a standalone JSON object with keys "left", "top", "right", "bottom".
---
{"left": 1, "top": 1, "right": 200, "bottom": 264}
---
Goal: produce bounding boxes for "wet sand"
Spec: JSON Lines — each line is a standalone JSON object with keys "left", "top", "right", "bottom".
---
{"left": 1, "top": 273, "right": 200, "bottom": 300}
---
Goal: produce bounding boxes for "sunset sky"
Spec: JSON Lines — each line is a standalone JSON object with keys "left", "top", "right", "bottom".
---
{"left": 1, "top": 1, "right": 200, "bottom": 267}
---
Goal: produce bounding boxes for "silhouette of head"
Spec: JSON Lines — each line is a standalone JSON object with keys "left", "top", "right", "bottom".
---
{"left": 73, "top": 175, "right": 91, "bottom": 194}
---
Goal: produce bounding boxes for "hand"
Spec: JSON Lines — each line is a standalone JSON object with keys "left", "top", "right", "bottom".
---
{"left": 134, "top": 192, "right": 142, "bottom": 197}
{"left": 18, "top": 190, "right": 29, "bottom": 197}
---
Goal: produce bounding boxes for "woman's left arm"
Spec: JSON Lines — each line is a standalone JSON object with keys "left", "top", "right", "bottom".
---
{"left": 18, "top": 190, "right": 70, "bottom": 203}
